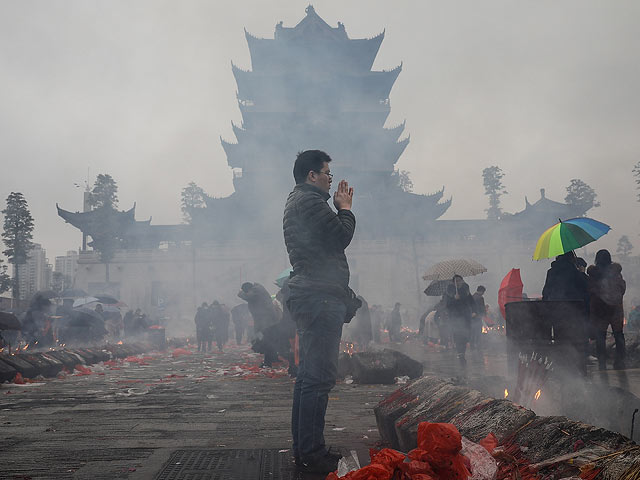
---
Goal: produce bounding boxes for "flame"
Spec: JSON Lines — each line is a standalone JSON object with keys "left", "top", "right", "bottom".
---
{"left": 22, "top": 343, "right": 30, "bottom": 351}
{"left": 482, "top": 326, "right": 488, "bottom": 334}
{"left": 343, "top": 342, "right": 355, "bottom": 357}
{"left": 504, "top": 388, "right": 509, "bottom": 398}
{"left": 117, "top": 340, "right": 123, "bottom": 345}
{"left": 534, "top": 389, "right": 541, "bottom": 400}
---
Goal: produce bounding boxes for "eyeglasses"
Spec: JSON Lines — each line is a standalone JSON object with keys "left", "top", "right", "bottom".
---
{"left": 316, "top": 170, "right": 333, "bottom": 179}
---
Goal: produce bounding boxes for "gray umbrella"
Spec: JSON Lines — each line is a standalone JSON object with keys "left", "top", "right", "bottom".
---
{"left": 423, "top": 259, "right": 487, "bottom": 281}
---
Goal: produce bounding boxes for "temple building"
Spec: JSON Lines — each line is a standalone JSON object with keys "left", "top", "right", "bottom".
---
{"left": 193, "top": 5, "right": 450, "bottom": 240}
{"left": 57, "top": 7, "right": 593, "bottom": 322}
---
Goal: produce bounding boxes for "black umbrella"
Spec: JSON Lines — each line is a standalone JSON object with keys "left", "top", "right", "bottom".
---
{"left": 0, "top": 312, "right": 21, "bottom": 330}
{"left": 30, "top": 290, "right": 56, "bottom": 308}
{"left": 423, "top": 279, "right": 452, "bottom": 297}
{"left": 71, "top": 307, "right": 105, "bottom": 324}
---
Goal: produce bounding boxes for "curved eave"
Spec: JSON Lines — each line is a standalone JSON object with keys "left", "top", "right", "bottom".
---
{"left": 231, "top": 121, "right": 246, "bottom": 142}
{"left": 389, "top": 136, "right": 410, "bottom": 164}
{"left": 220, "top": 136, "right": 238, "bottom": 157}
{"left": 232, "top": 63, "right": 253, "bottom": 100}
{"left": 384, "top": 121, "right": 406, "bottom": 142}
{"left": 374, "top": 63, "right": 402, "bottom": 98}
{"left": 245, "top": 29, "right": 274, "bottom": 71}
{"left": 348, "top": 30, "right": 385, "bottom": 70}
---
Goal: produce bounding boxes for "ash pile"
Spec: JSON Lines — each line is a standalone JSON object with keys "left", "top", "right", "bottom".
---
{"left": 338, "top": 348, "right": 423, "bottom": 384}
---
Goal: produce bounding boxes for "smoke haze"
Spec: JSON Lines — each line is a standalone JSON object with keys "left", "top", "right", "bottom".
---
{"left": 1, "top": 0, "right": 639, "bottom": 259}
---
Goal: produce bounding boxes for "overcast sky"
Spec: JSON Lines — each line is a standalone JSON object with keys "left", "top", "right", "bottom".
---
{"left": 1, "top": 0, "right": 639, "bottom": 260}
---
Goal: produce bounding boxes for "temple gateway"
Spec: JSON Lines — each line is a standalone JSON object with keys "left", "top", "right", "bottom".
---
{"left": 58, "top": 7, "right": 588, "bottom": 321}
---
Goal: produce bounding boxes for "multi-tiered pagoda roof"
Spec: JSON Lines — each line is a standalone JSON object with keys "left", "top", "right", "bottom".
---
{"left": 200, "top": 6, "right": 451, "bottom": 239}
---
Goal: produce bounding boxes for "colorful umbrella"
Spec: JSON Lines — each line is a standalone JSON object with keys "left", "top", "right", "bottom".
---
{"left": 498, "top": 268, "right": 523, "bottom": 320}
{"left": 533, "top": 217, "right": 611, "bottom": 260}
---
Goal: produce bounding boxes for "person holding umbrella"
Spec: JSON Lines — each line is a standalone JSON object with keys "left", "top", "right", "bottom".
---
{"left": 445, "top": 275, "right": 477, "bottom": 363}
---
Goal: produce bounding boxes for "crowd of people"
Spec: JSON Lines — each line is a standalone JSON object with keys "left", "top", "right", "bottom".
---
{"left": 541, "top": 249, "right": 627, "bottom": 370}
{"left": 12, "top": 296, "right": 155, "bottom": 349}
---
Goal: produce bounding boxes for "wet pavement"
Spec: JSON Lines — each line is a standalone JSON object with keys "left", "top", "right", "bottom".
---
{"left": 3, "top": 336, "right": 640, "bottom": 478}
{"left": 0, "top": 343, "right": 396, "bottom": 479}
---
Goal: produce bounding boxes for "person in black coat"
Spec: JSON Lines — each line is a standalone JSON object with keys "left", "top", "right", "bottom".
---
{"left": 445, "top": 275, "right": 476, "bottom": 362}
{"left": 587, "top": 249, "right": 626, "bottom": 369}
{"left": 542, "top": 252, "right": 588, "bottom": 305}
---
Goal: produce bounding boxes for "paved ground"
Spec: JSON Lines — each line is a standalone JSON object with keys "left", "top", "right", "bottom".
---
{"left": 0, "top": 343, "right": 396, "bottom": 480}
{"left": 3, "top": 335, "right": 640, "bottom": 479}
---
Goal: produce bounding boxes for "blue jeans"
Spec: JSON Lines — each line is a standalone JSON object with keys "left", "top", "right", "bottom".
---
{"left": 290, "top": 296, "right": 346, "bottom": 462}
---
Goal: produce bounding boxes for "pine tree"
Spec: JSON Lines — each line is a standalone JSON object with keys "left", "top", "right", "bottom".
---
{"left": 86, "top": 174, "right": 120, "bottom": 282}
{"left": 2, "top": 192, "right": 35, "bottom": 303}
{"left": 482, "top": 166, "right": 507, "bottom": 220}
{"left": 0, "top": 259, "right": 11, "bottom": 295}
{"left": 89, "top": 174, "right": 119, "bottom": 209}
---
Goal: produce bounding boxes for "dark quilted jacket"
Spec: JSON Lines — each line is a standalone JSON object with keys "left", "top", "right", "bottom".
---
{"left": 283, "top": 183, "right": 356, "bottom": 290}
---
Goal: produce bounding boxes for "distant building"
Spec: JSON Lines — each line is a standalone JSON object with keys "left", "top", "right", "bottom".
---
{"left": 17, "top": 244, "right": 52, "bottom": 301}
{"left": 198, "top": 5, "right": 450, "bottom": 240}
{"left": 54, "top": 250, "right": 79, "bottom": 284}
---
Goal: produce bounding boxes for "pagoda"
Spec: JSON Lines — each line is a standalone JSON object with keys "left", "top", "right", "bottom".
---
{"left": 194, "top": 6, "right": 450, "bottom": 240}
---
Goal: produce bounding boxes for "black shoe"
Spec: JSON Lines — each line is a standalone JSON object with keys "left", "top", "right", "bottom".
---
{"left": 298, "top": 453, "right": 340, "bottom": 473}
{"left": 326, "top": 446, "right": 343, "bottom": 461}
{"left": 295, "top": 448, "right": 341, "bottom": 467}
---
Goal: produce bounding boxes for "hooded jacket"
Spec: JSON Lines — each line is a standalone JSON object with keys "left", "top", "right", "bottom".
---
{"left": 542, "top": 256, "right": 588, "bottom": 303}
{"left": 587, "top": 262, "right": 625, "bottom": 331}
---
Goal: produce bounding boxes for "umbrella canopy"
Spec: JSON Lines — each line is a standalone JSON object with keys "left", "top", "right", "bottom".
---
{"left": 498, "top": 269, "right": 524, "bottom": 320}
{"left": 533, "top": 217, "right": 610, "bottom": 260}
{"left": 423, "top": 279, "right": 451, "bottom": 297}
{"left": 275, "top": 268, "right": 293, "bottom": 288}
{"left": 0, "top": 311, "right": 21, "bottom": 330}
{"left": 423, "top": 259, "right": 487, "bottom": 281}
{"left": 81, "top": 301, "right": 122, "bottom": 314}
{"left": 59, "top": 288, "right": 88, "bottom": 298}
{"left": 93, "top": 294, "right": 120, "bottom": 305}
{"left": 73, "top": 296, "right": 99, "bottom": 308}
{"left": 70, "top": 307, "right": 105, "bottom": 325}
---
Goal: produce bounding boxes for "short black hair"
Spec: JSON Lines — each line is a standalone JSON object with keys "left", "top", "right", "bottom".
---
{"left": 241, "top": 282, "right": 253, "bottom": 293}
{"left": 476, "top": 286, "right": 486, "bottom": 293}
{"left": 293, "top": 150, "right": 332, "bottom": 184}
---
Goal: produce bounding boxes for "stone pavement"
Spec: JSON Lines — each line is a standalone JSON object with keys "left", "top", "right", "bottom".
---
{"left": 0, "top": 344, "right": 396, "bottom": 480}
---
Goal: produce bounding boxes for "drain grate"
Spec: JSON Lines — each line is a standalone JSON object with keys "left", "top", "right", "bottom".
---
{"left": 155, "top": 449, "right": 302, "bottom": 480}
